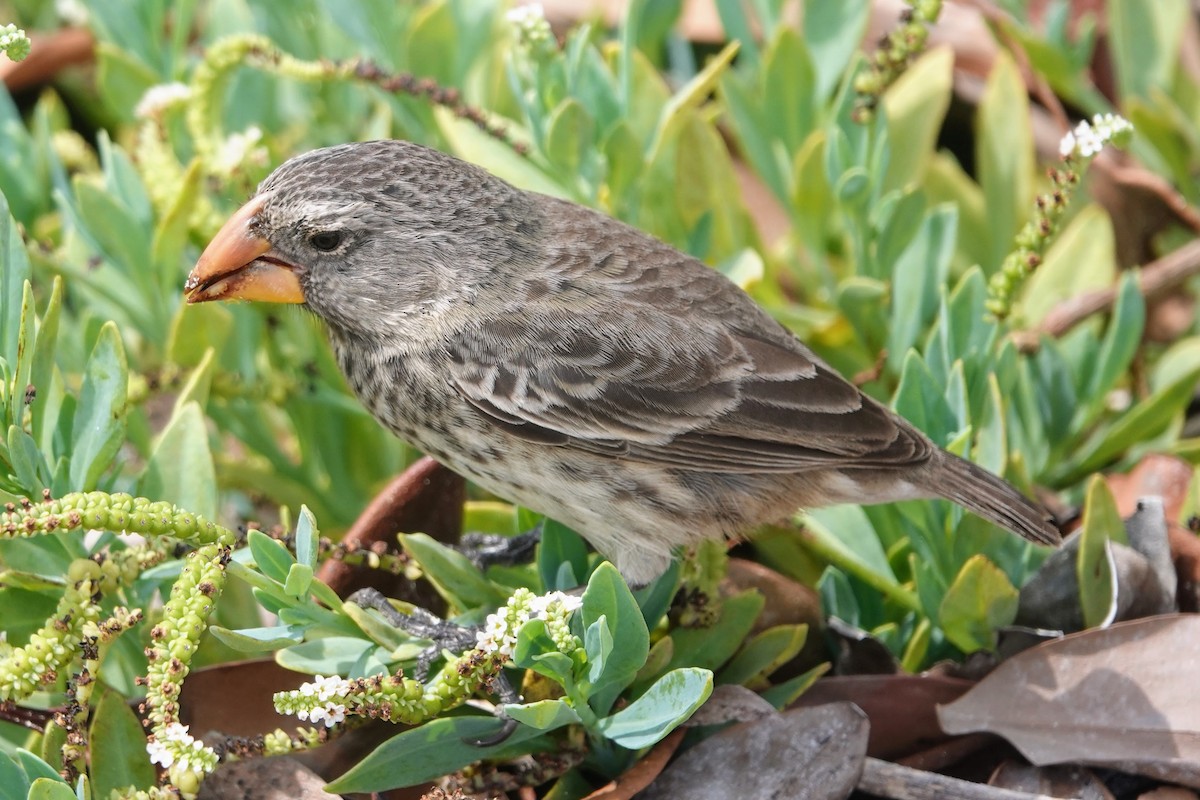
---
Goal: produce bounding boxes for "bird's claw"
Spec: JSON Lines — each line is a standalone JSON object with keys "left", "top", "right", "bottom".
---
{"left": 349, "top": 588, "right": 524, "bottom": 742}
{"left": 456, "top": 522, "right": 543, "bottom": 571}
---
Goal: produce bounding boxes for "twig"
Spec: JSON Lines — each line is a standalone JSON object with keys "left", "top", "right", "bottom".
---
{"left": 858, "top": 757, "right": 1072, "bottom": 800}
{"left": 1015, "top": 237, "right": 1200, "bottom": 349}
{"left": 1094, "top": 158, "right": 1200, "bottom": 235}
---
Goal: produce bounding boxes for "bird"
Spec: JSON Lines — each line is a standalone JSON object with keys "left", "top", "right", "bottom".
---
{"left": 185, "top": 139, "right": 1060, "bottom": 587}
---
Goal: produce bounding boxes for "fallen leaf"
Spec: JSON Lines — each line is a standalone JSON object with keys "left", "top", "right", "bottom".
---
{"left": 795, "top": 674, "right": 974, "bottom": 761}
{"left": 637, "top": 703, "right": 868, "bottom": 800}
{"left": 938, "top": 615, "right": 1200, "bottom": 787}
{"left": 989, "top": 761, "right": 1114, "bottom": 800}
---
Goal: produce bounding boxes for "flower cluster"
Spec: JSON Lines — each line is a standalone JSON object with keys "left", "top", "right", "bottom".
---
{"left": 0, "top": 559, "right": 103, "bottom": 701}
{"left": 135, "top": 82, "right": 192, "bottom": 120}
{"left": 0, "top": 491, "right": 234, "bottom": 546}
{"left": 986, "top": 113, "right": 1135, "bottom": 320}
{"left": 0, "top": 23, "right": 30, "bottom": 62}
{"left": 1058, "top": 113, "right": 1135, "bottom": 159}
{"left": 854, "top": 0, "right": 943, "bottom": 121}
{"left": 507, "top": 3, "right": 553, "bottom": 50}
{"left": 291, "top": 674, "right": 354, "bottom": 728}
{"left": 146, "top": 723, "right": 219, "bottom": 796}
{"left": 142, "top": 544, "right": 230, "bottom": 730}
{"left": 476, "top": 588, "right": 582, "bottom": 657}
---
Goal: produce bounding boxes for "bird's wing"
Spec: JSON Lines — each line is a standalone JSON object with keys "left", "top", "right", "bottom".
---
{"left": 445, "top": 311, "right": 931, "bottom": 473}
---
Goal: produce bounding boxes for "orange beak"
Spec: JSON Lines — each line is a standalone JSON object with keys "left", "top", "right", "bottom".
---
{"left": 184, "top": 194, "right": 305, "bottom": 304}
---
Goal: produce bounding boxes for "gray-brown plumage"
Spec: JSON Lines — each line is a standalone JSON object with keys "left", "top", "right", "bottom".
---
{"left": 185, "top": 140, "right": 1060, "bottom": 585}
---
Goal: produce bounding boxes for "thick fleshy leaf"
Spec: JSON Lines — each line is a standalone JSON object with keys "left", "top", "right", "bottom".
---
{"left": 503, "top": 698, "right": 582, "bottom": 731}
{"left": 69, "top": 322, "right": 127, "bottom": 490}
{"left": 1077, "top": 476, "right": 1123, "bottom": 629}
{"left": 938, "top": 555, "right": 1019, "bottom": 653}
{"left": 326, "top": 715, "right": 549, "bottom": 793}
{"left": 597, "top": 667, "right": 713, "bottom": 749}
{"left": 89, "top": 687, "right": 155, "bottom": 798}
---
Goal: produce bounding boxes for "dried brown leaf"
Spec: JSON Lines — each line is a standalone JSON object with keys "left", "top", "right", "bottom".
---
{"left": 939, "top": 615, "right": 1200, "bottom": 787}
{"left": 637, "top": 703, "right": 868, "bottom": 800}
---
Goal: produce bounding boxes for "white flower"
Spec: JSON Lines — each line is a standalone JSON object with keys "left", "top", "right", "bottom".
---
{"left": 1059, "top": 113, "right": 1133, "bottom": 159}
{"left": 134, "top": 83, "right": 192, "bottom": 119}
{"left": 146, "top": 723, "right": 218, "bottom": 774}
{"left": 506, "top": 3, "right": 552, "bottom": 46}
{"left": 506, "top": 3, "right": 546, "bottom": 26}
{"left": 211, "top": 126, "right": 267, "bottom": 175}
{"left": 56, "top": 0, "right": 89, "bottom": 26}
{"left": 0, "top": 24, "right": 30, "bottom": 62}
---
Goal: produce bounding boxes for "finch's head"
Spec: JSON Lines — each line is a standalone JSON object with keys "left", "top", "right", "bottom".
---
{"left": 185, "top": 140, "right": 540, "bottom": 338}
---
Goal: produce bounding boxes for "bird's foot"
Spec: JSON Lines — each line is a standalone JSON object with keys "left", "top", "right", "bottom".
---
{"left": 456, "top": 522, "right": 543, "bottom": 571}
{"left": 348, "top": 588, "right": 522, "bottom": 745}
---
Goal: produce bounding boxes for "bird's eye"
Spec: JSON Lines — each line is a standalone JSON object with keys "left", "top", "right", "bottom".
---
{"left": 309, "top": 230, "right": 344, "bottom": 252}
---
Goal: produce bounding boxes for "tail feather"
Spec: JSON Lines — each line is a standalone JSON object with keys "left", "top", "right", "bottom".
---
{"left": 930, "top": 451, "right": 1061, "bottom": 546}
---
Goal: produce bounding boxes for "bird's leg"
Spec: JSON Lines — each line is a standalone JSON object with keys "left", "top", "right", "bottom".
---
{"left": 349, "top": 588, "right": 477, "bottom": 679}
{"left": 347, "top": 588, "right": 522, "bottom": 745}
{"left": 456, "top": 521, "right": 543, "bottom": 571}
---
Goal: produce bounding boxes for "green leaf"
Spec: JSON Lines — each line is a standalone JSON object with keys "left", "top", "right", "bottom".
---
{"left": 0, "top": 193, "right": 31, "bottom": 367}
{"left": 0, "top": 752, "right": 32, "bottom": 800}
{"left": 90, "top": 687, "right": 155, "bottom": 798}
{"left": 14, "top": 751, "right": 60, "bottom": 785}
{"left": 326, "top": 715, "right": 549, "bottom": 793}
{"left": 803, "top": 0, "right": 871, "bottom": 101}
{"left": 503, "top": 698, "right": 582, "bottom": 732}
{"left": 435, "top": 108, "right": 565, "bottom": 198}
{"left": 1086, "top": 273, "right": 1145, "bottom": 403}
{"left": 976, "top": 51, "right": 1033, "bottom": 273}
{"left": 284, "top": 563, "right": 314, "bottom": 597}
{"left": 1078, "top": 476, "right": 1122, "bottom": 629}
{"left": 208, "top": 624, "right": 305, "bottom": 653}
{"left": 138, "top": 402, "right": 216, "bottom": 520}
{"left": 717, "top": 624, "right": 808, "bottom": 686}
{"left": 1061, "top": 366, "right": 1200, "bottom": 483}
{"left": 400, "top": 533, "right": 509, "bottom": 611}
{"left": 545, "top": 99, "right": 595, "bottom": 178}
{"left": 648, "top": 40, "right": 739, "bottom": 160}
{"left": 584, "top": 616, "right": 614, "bottom": 687}
{"left": 26, "top": 779, "right": 75, "bottom": 800}
{"left": 294, "top": 506, "right": 320, "bottom": 570}
{"left": 581, "top": 563, "right": 649, "bottom": 713}
{"left": 1107, "top": 0, "right": 1188, "bottom": 101}
{"left": 30, "top": 278, "right": 64, "bottom": 452}
{"left": 247, "top": 529, "right": 296, "bottom": 584}
{"left": 882, "top": 46, "right": 954, "bottom": 190}
{"left": 1019, "top": 205, "right": 1116, "bottom": 325}
{"left": 938, "top": 555, "right": 1019, "bottom": 653}
{"left": 759, "top": 662, "right": 830, "bottom": 710}
{"left": 665, "top": 589, "right": 764, "bottom": 673}
{"left": 596, "top": 667, "right": 713, "bottom": 749}
{"left": 69, "top": 322, "right": 128, "bottom": 490}
{"left": 275, "top": 636, "right": 389, "bottom": 677}
{"left": 886, "top": 204, "right": 956, "bottom": 373}
{"left": 538, "top": 520, "right": 589, "bottom": 592}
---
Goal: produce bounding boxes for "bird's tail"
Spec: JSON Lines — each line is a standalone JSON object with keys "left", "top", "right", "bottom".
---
{"left": 928, "top": 450, "right": 1061, "bottom": 546}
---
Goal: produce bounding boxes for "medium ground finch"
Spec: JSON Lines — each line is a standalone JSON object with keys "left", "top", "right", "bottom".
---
{"left": 185, "top": 140, "right": 1059, "bottom": 585}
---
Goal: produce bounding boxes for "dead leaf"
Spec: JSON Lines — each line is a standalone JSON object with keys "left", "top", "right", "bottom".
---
{"left": 583, "top": 729, "right": 686, "bottom": 800}
{"left": 685, "top": 683, "right": 775, "bottom": 727}
{"left": 938, "top": 615, "right": 1200, "bottom": 788}
{"left": 1138, "top": 788, "right": 1200, "bottom": 800}
{"left": 637, "top": 703, "right": 868, "bottom": 800}
{"left": 989, "top": 761, "right": 1114, "bottom": 800}
{"left": 795, "top": 674, "right": 974, "bottom": 761}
